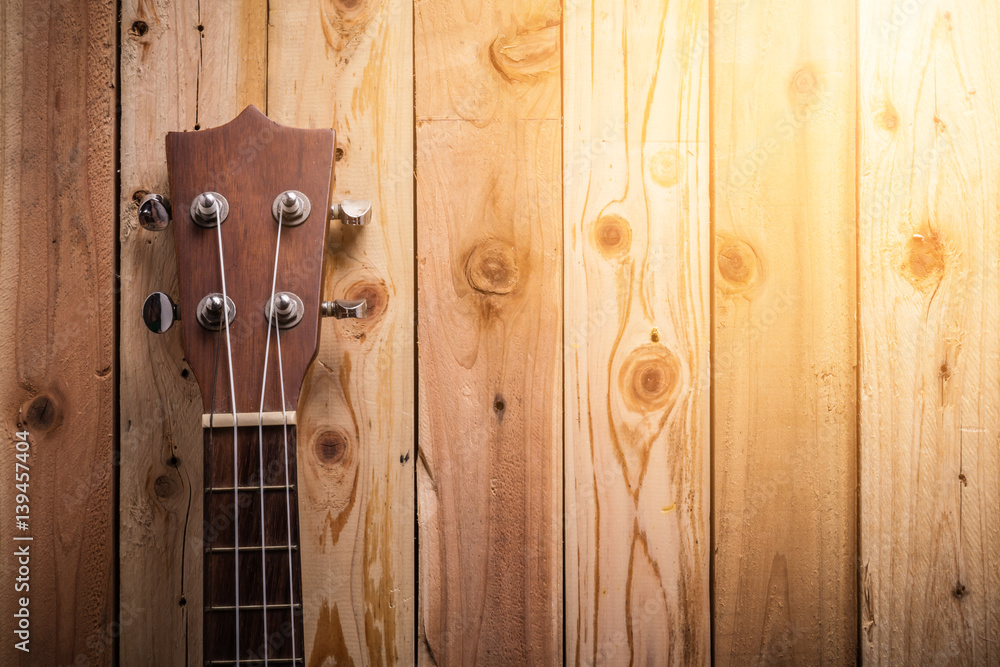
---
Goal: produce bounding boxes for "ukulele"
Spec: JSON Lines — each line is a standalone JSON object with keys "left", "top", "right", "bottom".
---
{"left": 138, "top": 105, "right": 371, "bottom": 665}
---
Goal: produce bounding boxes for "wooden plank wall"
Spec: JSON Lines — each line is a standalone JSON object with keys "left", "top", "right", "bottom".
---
{"left": 563, "top": 0, "right": 710, "bottom": 665}
{"left": 414, "top": 0, "right": 563, "bottom": 664}
{"left": 3, "top": 0, "right": 1000, "bottom": 665}
{"left": 712, "top": 0, "right": 859, "bottom": 663}
{"left": 860, "top": 0, "right": 1000, "bottom": 664}
{"left": 0, "top": 1, "right": 117, "bottom": 665}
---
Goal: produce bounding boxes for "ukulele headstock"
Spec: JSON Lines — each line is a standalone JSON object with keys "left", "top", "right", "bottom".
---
{"left": 139, "top": 105, "right": 371, "bottom": 414}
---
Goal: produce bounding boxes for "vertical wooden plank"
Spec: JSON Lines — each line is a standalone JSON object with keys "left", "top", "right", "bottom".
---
{"left": 563, "top": 0, "right": 710, "bottom": 664}
{"left": 0, "top": 1, "right": 116, "bottom": 664}
{"left": 267, "top": 0, "right": 415, "bottom": 663}
{"left": 118, "top": 0, "right": 266, "bottom": 662}
{"left": 415, "top": 1, "right": 562, "bottom": 664}
{"left": 860, "top": 1, "right": 1000, "bottom": 662}
{"left": 712, "top": 0, "right": 858, "bottom": 663}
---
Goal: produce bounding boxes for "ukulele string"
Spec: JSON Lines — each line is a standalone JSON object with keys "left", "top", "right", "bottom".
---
{"left": 255, "top": 204, "right": 287, "bottom": 664}
{"left": 274, "top": 311, "right": 297, "bottom": 664}
{"left": 214, "top": 203, "right": 242, "bottom": 664}
{"left": 202, "top": 319, "right": 224, "bottom": 667}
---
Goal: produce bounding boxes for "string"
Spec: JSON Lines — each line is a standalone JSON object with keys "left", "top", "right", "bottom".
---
{"left": 263, "top": 202, "right": 298, "bottom": 664}
{"left": 213, "top": 203, "right": 241, "bottom": 664}
{"left": 256, "top": 204, "right": 286, "bottom": 664}
{"left": 203, "top": 324, "right": 224, "bottom": 667}
{"left": 275, "top": 317, "right": 297, "bottom": 664}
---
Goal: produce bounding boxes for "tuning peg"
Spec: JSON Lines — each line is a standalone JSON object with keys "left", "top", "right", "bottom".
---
{"left": 137, "top": 193, "right": 171, "bottom": 231}
{"left": 142, "top": 292, "right": 180, "bottom": 333}
{"left": 321, "top": 299, "right": 368, "bottom": 319}
{"left": 330, "top": 199, "right": 372, "bottom": 226}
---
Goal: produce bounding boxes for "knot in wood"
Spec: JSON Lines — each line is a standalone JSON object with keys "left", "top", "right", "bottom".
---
{"left": 619, "top": 344, "right": 682, "bottom": 414}
{"left": 153, "top": 474, "right": 178, "bottom": 499}
{"left": 903, "top": 231, "right": 945, "bottom": 290}
{"left": 649, "top": 147, "right": 683, "bottom": 188}
{"left": 876, "top": 105, "right": 899, "bottom": 132}
{"left": 21, "top": 394, "right": 59, "bottom": 432}
{"left": 716, "top": 237, "right": 761, "bottom": 293}
{"left": 489, "top": 23, "right": 560, "bottom": 83}
{"left": 315, "top": 428, "right": 351, "bottom": 466}
{"left": 466, "top": 240, "right": 519, "bottom": 295}
{"left": 346, "top": 280, "right": 388, "bottom": 321}
{"left": 789, "top": 64, "right": 820, "bottom": 106}
{"left": 592, "top": 214, "right": 632, "bottom": 258}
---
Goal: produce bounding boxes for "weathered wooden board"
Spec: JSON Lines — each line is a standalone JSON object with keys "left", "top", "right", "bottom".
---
{"left": 712, "top": 0, "right": 858, "bottom": 663}
{"left": 267, "top": 0, "right": 416, "bottom": 663}
{"left": 118, "top": 0, "right": 266, "bottom": 663}
{"left": 0, "top": 0, "right": 116, "bottom": 664}
{"left": 414, "top": 1, "right": 563, "bottom": 663}
{"left": 563, "top": 0, "right": 711, "bottom": 664}
{"left": 860, "top": 1, "right": 1000, "bottom": 662}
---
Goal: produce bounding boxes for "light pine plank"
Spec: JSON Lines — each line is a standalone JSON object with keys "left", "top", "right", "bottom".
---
{"left": 712, "top": 0, "right": 858, "bottom": 663}
{"left": 860, "top": 1, "right": 1000, "bottom": 663}
{"left": 0, "top": 1, "right": 116, "bottom": 664}
{"left": 563, "top": 0, "right": 711, "bottom": 664}
{"left": 118, "top": 0, "right": 266, "bottom": 663}
{"left": 267, "top": 0, "right": 415, "bottom": 663}
{"left": 415, "top": 1, "right": 563, "bottom": 664}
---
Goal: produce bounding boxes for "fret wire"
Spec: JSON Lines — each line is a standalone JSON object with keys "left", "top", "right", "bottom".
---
{"left": 213, "top": 203, "right": 242, "bottom": 664}
{"left": 205, "top": 544, "right": 298, "bottom": 553}
{"left": 206, "top": 484, "right": 296, "bottom": 493}
{"left": 205, "top": 660, "right": 303, "bottom": 666}
{"left": 275, "top": 321, "right": 298, "bottom": 665}
{"left": 205, "top": 603, "right": 301, "bottom": 612}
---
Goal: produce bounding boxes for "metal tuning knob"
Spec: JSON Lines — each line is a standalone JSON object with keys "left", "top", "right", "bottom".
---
{"left": 138, "top": 193, "right": 171, "bottom": 231}
{"left": 142, "top": 292, "right": 179, "bottom": 333}
{"left": 330, "top": 199, "right": 372, "bottom": 226}
{"left": 196, "top": 293, "right": 237, "bottom": 330}
{"left": 272, "top": 190, "right": 311, "bottom": 226}
{"left": 190, "top": 192, "right": 230, "bottom": 228}
{"left": 265, "top": 292, "right": 305, "bottom": 328}
{"left": 321, "top": 299, "right": 368, "bottom": 319}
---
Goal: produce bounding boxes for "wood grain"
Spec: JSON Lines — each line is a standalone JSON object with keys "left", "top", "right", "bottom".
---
{"left": 860, "top": 1, "right": 1000, "bottom": 663}
{"left": 712, "top": 0, "right": 858, "bottom": 663}
{"left": 0, "top": 1, "right": 116, "bottom": 664}
{"left": 563, "top": 0, "right": 711, "bottom": 664}
{"left": 415, "top": 1, "right": 563, "bottom": 664}
{"left": 267, "top": 0, "right": 416, "bottom": 663}
{"left": 118, "top": 1, "right": 266, "bottom": 663}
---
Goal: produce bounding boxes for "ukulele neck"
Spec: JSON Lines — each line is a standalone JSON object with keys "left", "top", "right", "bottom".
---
{"left": 202, "top": 417, "right": 305, "bottom": 665}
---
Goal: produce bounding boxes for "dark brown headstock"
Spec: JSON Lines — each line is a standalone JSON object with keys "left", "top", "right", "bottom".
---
{"left": 163, "top": 106, "right": 333, "bottom": 413}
